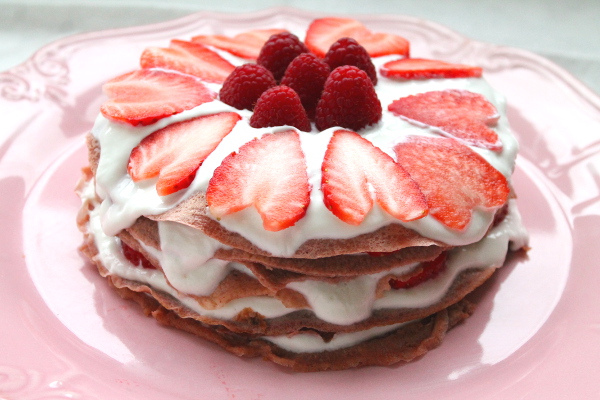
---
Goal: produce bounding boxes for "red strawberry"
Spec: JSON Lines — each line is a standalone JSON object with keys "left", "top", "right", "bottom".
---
{"left": 128, "top": 112, "right": 240, "bottom": 196}
{"left": 305, "top": 17, "right": 409, "bottom": 58}
{"left": 219, "top": 64, "right": 277, "bottom": 110}
{"left": 280, "top": 53, "right": 330, "bottom": 119}
{"left": 393, "top": 136, "right": 509, "bottom": 230}
{"left": 321, "top": 130, "right": 428, "bottom": 225}
{"left": 249, "top": 86, "right": 311, "bottom": 132}
{"left": 140, "top": 40, "right": 235, "bottom": 83}
{"left": 122, "top": 242, "right": 155, "bottom": 270}
{"left": 193, "top": 29, "right": 286, "bottom": 60}
{"left": 206, "top": 130, "right": 310, "bottom": 232}
{"left": 390, "top": 252, "right": 447, "bottom": 289}
{"left": 323, "top": 37, "right": 377, "bottom": 84}
{"left": 315, "top": 66, "right": 382, "bottom": 131}
{"left": 101, "top": 69, "right": 215, "bottom": 126}
{"left": 257, "top": 32, "right": 309, "bottom": 81}
{"left": 380, "top": 58, "right": 482, "bottom": 80}
{"left": 388, "top": 89, "right": 501, "bottom": 151}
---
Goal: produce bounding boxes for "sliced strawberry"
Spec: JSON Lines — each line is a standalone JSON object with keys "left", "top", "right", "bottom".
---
{"left": 393, "top": 136, "right": 509, "bottom": 230}
{"left": 321, "top": 130, "right": 428, "bottom": 225}
{"left": 122, "top": 242, "right": 155, "bottom": 270}
{"left": 388, "top": 89, "right": 501, "bottom": 151}
{"left": 192, "top": 29, "right": 285, "bottom": 60}
{"left": 140, "top": 39, "right": 235, "bottom": 83}
{"left": 305, "top": 17, "right": 409, "bottom": 58}
{"left": 101, "top": 69, "right": 215, "bottom": 126}
{"left": 390, "top": 252, "right": 447, "bottom": 289}
{"left": 206, "top": 130, "right": 310, "bottom": 232}
{"left": 128, "top": 112, "right": 240, "bottom": 196}
{"left": 380, "top": 58, "right": 482, "bottom": 80}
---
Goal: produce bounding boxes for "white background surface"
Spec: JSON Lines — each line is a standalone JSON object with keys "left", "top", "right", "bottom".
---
{"left": 1, "top": 0, "right": 599, "bottom": 95}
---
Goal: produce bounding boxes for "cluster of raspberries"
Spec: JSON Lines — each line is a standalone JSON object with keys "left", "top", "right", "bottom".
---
{"left": 219, "top": 32, "right": 382, "bottom": 132}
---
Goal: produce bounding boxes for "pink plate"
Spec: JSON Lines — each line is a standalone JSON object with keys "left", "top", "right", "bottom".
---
{"left": 1, "top": 8, "right": 600, "bottom": 399}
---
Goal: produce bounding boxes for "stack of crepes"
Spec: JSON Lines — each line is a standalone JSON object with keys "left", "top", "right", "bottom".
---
{"left": 76, "top": 16, "right": 529, "bottom": 371}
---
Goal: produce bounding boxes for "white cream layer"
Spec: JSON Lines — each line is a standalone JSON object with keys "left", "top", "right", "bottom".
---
{"left": 262, "top": 321, "right": 407, "bottom": 353}
{"left": 83, "top": 169, "right": 528, "bottom": 353}
{"left": 92, "top": 56, "right": 519, "bottom": 258}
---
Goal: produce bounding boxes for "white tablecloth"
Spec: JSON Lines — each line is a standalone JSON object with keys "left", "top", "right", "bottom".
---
{"left": 1, "top": 0, "right": 599, "bottom": 94}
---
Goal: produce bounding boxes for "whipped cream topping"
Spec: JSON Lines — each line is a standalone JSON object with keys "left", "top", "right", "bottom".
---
{"left": 92, "top": 53, "right": 519, "bottom": 257}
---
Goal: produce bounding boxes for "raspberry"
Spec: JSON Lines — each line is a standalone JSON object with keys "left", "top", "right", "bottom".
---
{"left": 323, "top": 37, "right": 377, "bottom": 84}
{"left": 257, "top": 32, "right": 309, "bottom": 81}
{"left": 249, "top": 86, "right": 311, "bottom": 132}
{"left": 280, "top": 53, "right": 330, "bottom": 119}
{"left": 219, "top": 64, "right": 276, "bottom": 110}
{"left": 315, "top": 66, "right": 382, "bottom": 132}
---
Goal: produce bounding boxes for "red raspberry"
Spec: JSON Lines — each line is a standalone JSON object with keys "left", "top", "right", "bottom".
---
{"left": 315, "top": 65, "right": 382, "bottom": 132}
{"left": 257, "top": 32, "right": 309, "bottom": 81}
{"left": 250, "top": 86, "right": 311, "bottom": 132}
{"left": 323, "top": 37, "right": 377, "bottom": 84}
{"left": 219, "top": 64, "right": 276, "bottom": 110}
{"left": 280, "top": 53, "right": 330, "bottom": 119}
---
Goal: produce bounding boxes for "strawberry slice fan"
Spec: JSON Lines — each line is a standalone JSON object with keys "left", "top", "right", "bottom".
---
{"left": 78, "top": 15, "right": 528, "bottom": 372}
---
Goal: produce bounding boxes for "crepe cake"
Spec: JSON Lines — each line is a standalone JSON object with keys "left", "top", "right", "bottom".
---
{"left": 76, "top": 17, "right": 529, "bottom": 371}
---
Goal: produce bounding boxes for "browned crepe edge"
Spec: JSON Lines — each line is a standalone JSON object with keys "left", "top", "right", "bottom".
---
{"left": 105, "top": 273, "right": 474, "bottom": 372}
{"left": 148, "top": 192, "right": 445, "bottom": 258}
{"left": 215, "top": 244, "right": 443, "bottom": 277}
{"left": 119, "top": 217, "right": 458, "bottom": 308}
{"left": 117, "top": 229, "right": 309, "bottom": 310}
{"left": 118, "top": 227, "right": 439, "bottom": 311}
{"left": 124, "top": 216, "right": 445, "bottom": 277}
{"left": 126, "top": 216, "right": 160, "bottom": 250}
{"left": 116, "top": 228, "right": 450, "bottom": 312}
{"left": 87, "top": 134, "right": 101, "bottom": 176}
{"left": 78, "top": 202, "right": 494, "bottom": 336}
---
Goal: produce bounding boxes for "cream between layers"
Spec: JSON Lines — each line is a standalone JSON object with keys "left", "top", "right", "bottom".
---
{"left": 81, "top": 175, "right": 527, "bottom": 351}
